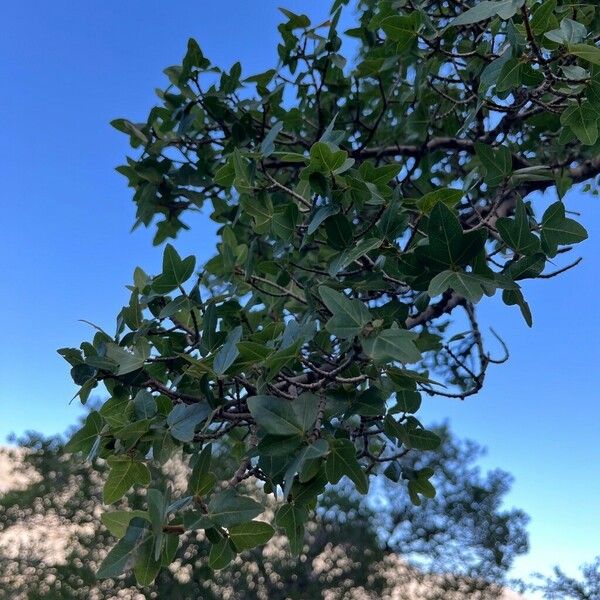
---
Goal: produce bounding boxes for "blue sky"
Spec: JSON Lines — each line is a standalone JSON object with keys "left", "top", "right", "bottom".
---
{"left": 1, "top": 0, "right": 598, "bottom": 586}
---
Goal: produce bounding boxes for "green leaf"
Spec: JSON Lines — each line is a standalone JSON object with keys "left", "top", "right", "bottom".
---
{"left": 235, "top": 341, "right": 273, "bottom": 368}
{"left": 428, "top": 270, "right": 495, "bottom": 303}
{"left": 188, "top": 445, "right": 216, "bottom": 497}
{"left": 263, "top": 340, "right": 301, "bottom": 381}
{"left": 240, "top": 191, "right": 273, "bottom": 233}
{"left": 328, "top": 237, "right": 382, "bottom": 276}
{"left": 158, "top": 295, "right": 191, "bottom": 319}
{"left": 65, "top": 411, "right": 103, "bottom": 454}
{"left": 560, "top": 102, "right": 599, "bottom": 145}
{"left": 325, "top": 438, "right": 369, "bottom": 494}
{"left": 247, "top": 395, "right": 304, "bottom": 436}
{"left": 103, "top": 458, "right": 151, "bottom": 505}
{"left": 417, "top": 188, "right": 464, "bottom": 214}
{"left": 475, "top": 142, "right": 513, "bottom": 188}
{"left": 183, "top": 510, "right": 213, "bottom": 531}
{"left": 392, "top": 390, "right": 422, "bottom": 414}
{"left": 167, "top": 403, "right": 211, "bottom": 442}
{"left": 253, "top": 434, "right": 303, "bottom": 457}
{"left": 133, "top": 390, "right": 157, "bottom": 420}
{"left": 503, "top": 288, "right": 533, "bottom": 327}
{"left": 451, "top": 0, "right": 524, "bottom": 26}
{"left": 207, "top": 489, "right": 264, "bottom": 527}
{"left": 306, "top": 204, "right": 340, "bottom": 235}
{"left": 272, "top": 203, "right": 299, "bottom": 241}
{"left": 384, "top": 416, "right": 441, "bottom": 450}
{"left": 540, "top": 201, "right": 588, "bottom": 257}
{"left": 260, "top": 122, "right": 283, "bottom": 157}
{"left": 104, "top": 343, "right": 145, "bottom": 376}
{"left": 378, "top": 199, "right": 407, "bottom": 241}
{"left": 101, "top": 510, "right": 149, "bottom": 538}
{"left": 568, "top": 43, "right": 600, "bottom": 66}
{"left": 214, "top": 158, "right": 235, "bottom": 187}
{"left": 380, "top": 15, "right": 418, "bottom": 51}
{"left": 292, "top": 393, "right": 320, "bottom": 431}
{"left": 213, "top": 325, "right": 242, "bottom": 375}
{"left": 275, "top": 503, "right": 307, "bottom": 556}
{"left": 232, "top": 148, "right": 253, "bottom": 194}
{"left": 318, "top": 285, "right": 371, "bottom": 339}
{"left": 496, "top": 198, "right": 541, "bottom": 255}
{"left": 134, "top": 536, "right": 162, "bottom": 585}
{"left": 407, "top": 468, "right": 437, "bottom": 505}
{"left": 309, "top": 142, "right": 351, "bottom": 173}
{"left": 229, "top": 521, "right": 275, "bottom": 551}
{"left": 496, "top": 58, "right": 522, "bottom": 93}
{"left": 416, "top": 202, "right": 486, "bottom": 269}
{"left": 348, "top": 387, "right": 385, "bottom": 417}
{"left": 283, "top": 439, "right": 329, "bottom": 497}
{"left": 361, "top": 325, "right": 421, "bottom": 364}
{"left": 161, "top": 534, "right": 179, "bottom": 567}
{"left": 503, "top": 253, "right": 546, "bottom": 280}
{"left": 530, "top": 0, "right": 558, "bottom": 35}
{"left": 325, "top": 214, "right": 353, "bottom": 249}
{"left": 152, "top": 244, "right": 196, "bottom": 294}
{"left": 546, "top": 19, "right": 587, "bottom": 44}
{"left": 208, "top": 538, "right": 235, "bottom": 570}
{"left": 97, "top": 518, "right": 150, "bottom": 579}
{"left": 404, "top": 425, "right": 442, "bottom": 450}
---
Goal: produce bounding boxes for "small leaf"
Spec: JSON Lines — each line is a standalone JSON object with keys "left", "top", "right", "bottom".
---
{"left": 247, "top": 395, "right": 304, "bottom": 436}
{"left": 540, "top": 201, "right": 588, "bottom": 257}
{"left": 417, "top": 188, "right": 464, "bottom": 214}
{"left": 260, "top": 122, "right": 284, "bottom": 157}
{"left": 134, "top": 536, "right": 162, "bottom": 585}
{"left": 451, "top": 0, "right": 524, "bottom": 26}
{"left": 496, "top": 198, "right": 541, "bottom": 256}
{"left": 97, "top": 518, "right": 150, "bottom": 579}
{"left": 188, "top": 445, "right": 216, "bottom": 496}
{"left": 568, "top": 43, "right": 600, "bottom": 66}
{"left": 503, "top": 288, "right": 533, "bottom": 327}
{"left": 167, "top": 403, "right": 211, "bottom": 442}
{"left": 496, "top": 58, "right": 522, "bottom": 92}
{"left": 361, "top": 325, "right": 422, "bottom": 364}
{"left": 325, "top": 438, "right": 369, "bottom": 494}
{"left": 213, "top": 325, "right": 242, "bottom": 375}
{"left": 306, "top": 204, "right": 340, "bottom": 235}
{"left": 428, "top": 270, "right": 500, "bottom": 303}
{"left": 101, "top": 510, "right": 149, "bottom": 538}
{"left": 229, "top": 521, "right": 275, "bottom": 551}
{"left": 133, "top": 391, "right": 157, "bottom": 419}
{"left": 207, "top": 489, "right": 264, "bottom": 527}
{"left": 328, "top": 238, "right": 382, "bottom": 276}
{"left": 560, "top": 103, "right": 599, "bottom": 145}
{"left": 104, "top": 343, "right": 145, "bottom": 376}
{"left": 152, "top": 244, "right": 196, "bottom": 294}
{"left": 275, "top": 503, "right": 307, "bottom": 556}
{"left": 103, "top": 458, "right": 151, "bottom": 505}
{"left": 208, "top": 538, "right": 235, "bottom": 570}
{"left": 318, "top": 285, "right": 371, "bottom": 339}
{"left": 65, "top": 411, "right": 103, "bottom": 454}
{"left": 292, "top": 393, "right": 321, "bottom": 432}
{"left": 475, "top": 142, "right": 513, "bottom": 187}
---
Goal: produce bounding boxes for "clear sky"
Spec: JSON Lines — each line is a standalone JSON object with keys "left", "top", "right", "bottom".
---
{"left": 1, "top": 0, "right": 598, "bottom": 587}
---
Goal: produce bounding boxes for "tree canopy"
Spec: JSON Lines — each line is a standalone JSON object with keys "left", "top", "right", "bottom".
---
{"left": 0, "top": 426, "right": 528, "bottom": 599}
{"left": 58, "top": 0, "right": 597, "bottom": 585}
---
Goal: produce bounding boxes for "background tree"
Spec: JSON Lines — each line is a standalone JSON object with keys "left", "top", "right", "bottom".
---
{"left": 57, "top": 0, "right": 597, "bottom": 584}
{"left": 0, "top": 425, "right": 527, "bottom": 599}
{"left": 530, "top": 557, "right": 600, "bottom": 600}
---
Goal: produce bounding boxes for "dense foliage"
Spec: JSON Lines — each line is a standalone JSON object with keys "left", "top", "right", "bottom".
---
{"left": 58, "top": 0, "right": 597, "bottom": 584}
{"left": 0, "top": 427, "right": 527, "bottom": 599}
